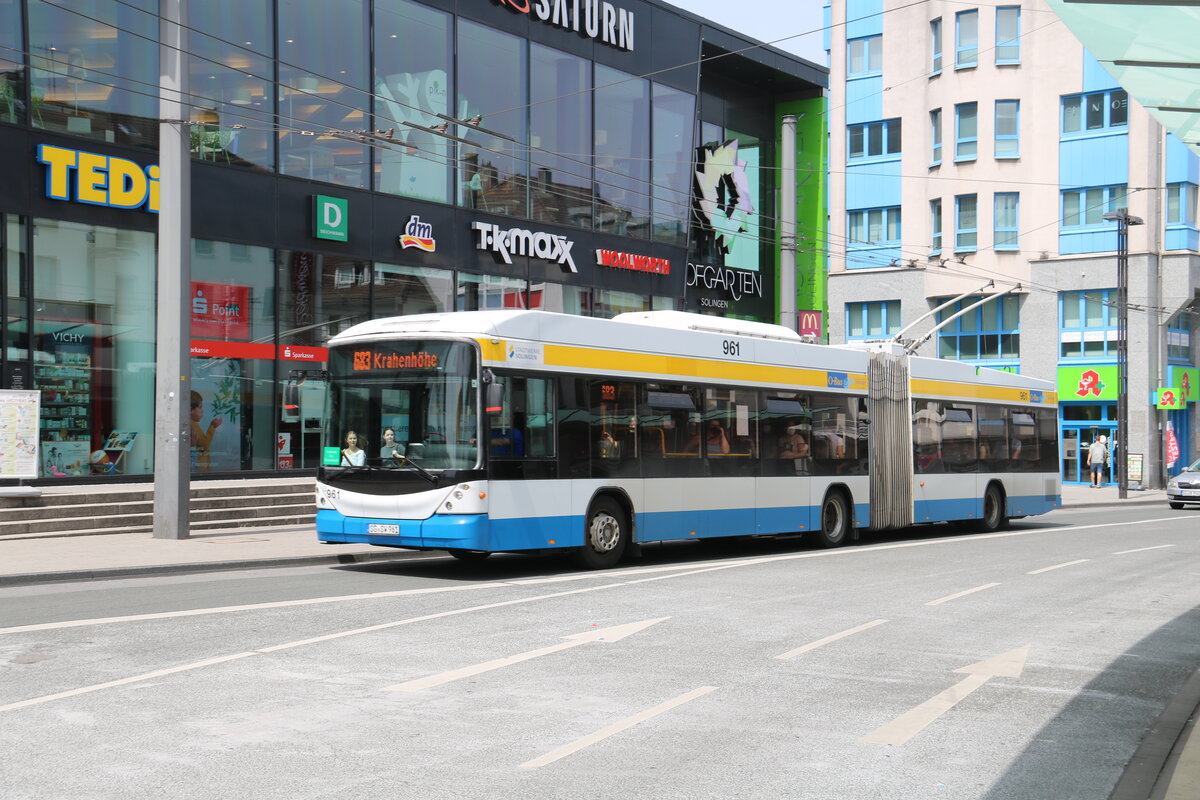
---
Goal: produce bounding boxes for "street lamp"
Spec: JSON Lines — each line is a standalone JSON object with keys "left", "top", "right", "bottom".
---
{"left": 1102, "top": 207, "right": 1143, "bottom": 500}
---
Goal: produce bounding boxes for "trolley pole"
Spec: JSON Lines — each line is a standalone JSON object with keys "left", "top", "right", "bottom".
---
{"left": 1104, "top": 207, "right": 1142, "bottom": 500}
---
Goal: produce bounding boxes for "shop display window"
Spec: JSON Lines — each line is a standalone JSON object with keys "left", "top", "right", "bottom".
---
{"left": 186, "top": 0, "right": 275, "bottom": 171}
{"left": 595, "top": 65, "right": 650, "bottom": 239}
{"left": 530, "top": 44, "right": 593, "bottom": 228}
{"left": 27, "top": 0, "right": 159, "bottom": 147}
{"left": 457, "top": 20, "right": 528, "bottom": 215}
{"left": 374, "top": 0, "right": 454, "bottom": 203}
{"left": 278, "top": 0, "right": 370, "bottom": 188}
{"left": 374, "top": 263, "right": 453, "bottom": 317}
{"left": 32, "top": 220, "right": 156, "bottom": 478}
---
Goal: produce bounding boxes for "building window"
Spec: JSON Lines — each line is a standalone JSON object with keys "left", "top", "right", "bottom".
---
{"left": 994, "top": 193, "right": 1019, "bottom": 250}
{"left": 995, "top": 100, "right": 1019, "bottom": 158}
{"left": 1062, "top": 186, "right": 1128, "bottom": 228}
{"left": 530, "top": 44, "right": 592, "bottom": 228}
{"left": 938, "top": 294, "right": 1020, "bottom": 363}
{"left": 955, "top": 194, "right": 977, "bottom": 251}
{"left": 1166, "top": 183, "right": 1198, "bottom": 225}
{"left": 848, "top": 207, "right": 902, "bottom": 246}
{"left": 1060, "top": 289, "right": 1117, "bottom": 358}
{"left": 595, "top": 64, "right": 651, "bottom": 238}
{"left": 955, "top": 102, "right": 977, "bottom": 161}
{"left": 995, "top": 7, "right": 1020, "bottom": 63}
{"left": 848, "top": 120, "right": 902, "bottom": 160}
{"left": 847, "top": 300, "right": 902, "bottom": 339}
{"left": 956, "top": 10, "right": 978, "bottom": 68}
{"left": 931, "top": 18, "right": 943, "bottom": 74}
{"left": 1167, "top": 313, "right": 1192, "bottom": 362}
{"left": 931, "top": 109, "right": 942, "bottom": 164}
{"left": 931, "top": 198, "right": 943, "bottom": 253}
{"left": 1062, "top": 90, "right": 1128, "bottom": 134}
{"left": 848, "top": 35, "right": 882, "bottom": 76}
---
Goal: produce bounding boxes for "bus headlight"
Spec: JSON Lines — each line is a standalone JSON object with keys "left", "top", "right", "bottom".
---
{"left": 436, "top": 481, "right": 488, "bottom": 515}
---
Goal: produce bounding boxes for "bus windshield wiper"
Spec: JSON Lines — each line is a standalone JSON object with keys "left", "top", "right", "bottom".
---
{"left": 397, "top": 456, "right": 437, "bottom": 484}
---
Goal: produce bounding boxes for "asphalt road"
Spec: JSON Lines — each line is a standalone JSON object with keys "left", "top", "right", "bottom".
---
{"left": 2, "top": 505, "right": 1199, "bottom": 799}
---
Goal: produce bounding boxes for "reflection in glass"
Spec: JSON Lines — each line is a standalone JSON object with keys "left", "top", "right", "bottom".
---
{"left": 4, "top": 216, "right": 28, "bottom": 377}
{"left": 374, "top": 263, "right": 453, "bottom": 317}
{"left": 457, "top": 20, "right": 527, "bottom": 216}
{"left": 652, "top": 85, "right": 695, "bottom": 245}
{"left": 375, "top": 0, "right": 453, "bottom": 202}
{"left": 33, "top": 220, "right": 156, "bottom": 477}
{"left": 28, "top": 0, "right": 159, "bottom": 147}
{"left": 594, "top": 288, "right": 648, "bottom": 318}
{"left": 278, "top": 0, "right": 369, "bottom": 188}
{"left": 277, "top": 250, "right": 371, "bottom": 350}
{"left": 186, "top": 0, "right": 274, "bottom": 170}
{"left": 457, "top": 273, "right": 527, "bottom": 311}
{"left": 530, "top": 44, "right": 592, "bottom": 228}
{"left": 530, "top": 282, "right": 591, "bottom": 315}
{"left": 192, "top": 240, "right": 275, "bottom": 471}
{"left": 0, "top": 0, "right": 24, "bottom": 124}
{"left": 595, "top": 65, "right": 650, "bottom": 238}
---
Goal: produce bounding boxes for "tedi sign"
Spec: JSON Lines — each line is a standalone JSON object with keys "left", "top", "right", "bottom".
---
{"left": 472, "top": 221, "right": 578, "bottom": 272}
{"left": 492, "top": 0, "right": 634, "bottom": 51}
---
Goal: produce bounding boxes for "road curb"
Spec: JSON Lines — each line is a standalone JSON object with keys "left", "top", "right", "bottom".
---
{"left": 0, "top": 550, "right": 420, "bottom": 588}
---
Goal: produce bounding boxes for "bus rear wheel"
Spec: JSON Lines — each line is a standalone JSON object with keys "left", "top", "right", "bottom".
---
{"left": 815, "top": 491, "right": 850, "bottom": 548}
{"left": 576, "top": 496, "right": 628, "bottom": 569}
{"left": 974, "top": 485, "right": 1008, "bottom": 532}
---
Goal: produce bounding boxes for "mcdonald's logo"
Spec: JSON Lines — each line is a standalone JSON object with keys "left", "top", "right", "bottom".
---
{"left": 798, "top": 310, "right": 823, "bottom": 338}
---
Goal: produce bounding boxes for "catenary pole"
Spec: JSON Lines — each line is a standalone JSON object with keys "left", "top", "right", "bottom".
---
{"left": 154, "top": 0, "right": 191, "bottom": 538}
{"left": 779, "top": 115, "right": 797, "bottom": 332}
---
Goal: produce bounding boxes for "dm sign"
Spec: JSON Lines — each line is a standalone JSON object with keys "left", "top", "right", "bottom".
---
{"left": 1057, "top": 365, "right": 1119, "bottom": 401}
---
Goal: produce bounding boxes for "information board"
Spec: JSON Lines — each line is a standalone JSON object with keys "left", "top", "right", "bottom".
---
{"left": 0, "top": 390, "right": 41, "bottom": 479}
{"left": 1127, "top": 452, "right": 1144, "bottom": 484}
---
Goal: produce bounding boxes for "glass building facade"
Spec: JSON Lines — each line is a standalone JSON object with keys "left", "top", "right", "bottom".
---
{"left": 0, "top": 0, "right": 825, "bottom": 481}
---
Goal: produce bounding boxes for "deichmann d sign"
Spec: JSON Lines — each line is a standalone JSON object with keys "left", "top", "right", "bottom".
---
{"left": 473, "top": 221, "right": 578, "bottom": 272}
{"left": 493, "top": 0, "right": 634, "bottom": 51}
{"left": 314, "top": 195, "right": 348, "bottom": 242}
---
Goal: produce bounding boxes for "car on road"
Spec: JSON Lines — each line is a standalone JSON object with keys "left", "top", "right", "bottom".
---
{"left": 1167, "top": 457, "right": 1200, "bottom": 509}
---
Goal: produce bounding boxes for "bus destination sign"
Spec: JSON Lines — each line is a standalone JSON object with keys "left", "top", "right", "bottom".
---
{"left": 352, "top": 349, "right": 440, "bottom": 371}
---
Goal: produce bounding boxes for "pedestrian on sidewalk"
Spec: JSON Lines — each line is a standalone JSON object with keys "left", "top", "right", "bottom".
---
{"left": 1087, "top": 435, "right": 1108, "bottom": 487}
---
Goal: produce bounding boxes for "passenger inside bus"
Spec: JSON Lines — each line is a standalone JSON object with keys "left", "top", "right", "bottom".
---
{"left": 490, "top": 413, "right": 526, "bottom": 456}
{"left": 379, "top": 427, "right": 405, "bottom": 467}
{"left": 686, "top": 419, "right": 731, "bottom": 454}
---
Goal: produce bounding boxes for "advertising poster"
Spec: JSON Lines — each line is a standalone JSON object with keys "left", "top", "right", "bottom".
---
{"left": 40, "top": 440, "right": 90, "bottom": 477}
{"left": 0, "top": 390, "right": 40, "bottom": 479}
{"left": 191, "top": 357, "right": 243, "bottom": 472}
{"left": 191, "top": 281, "right": 251, "bottom": 340}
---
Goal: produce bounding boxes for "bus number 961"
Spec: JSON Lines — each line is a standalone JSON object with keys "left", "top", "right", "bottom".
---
{"left": 722, "top": 340, "right": 741, "bottom": 357}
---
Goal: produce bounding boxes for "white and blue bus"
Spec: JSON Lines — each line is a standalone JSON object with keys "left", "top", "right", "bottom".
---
{"left": 314, "top": 310, "right": 1060, "bottom": 568}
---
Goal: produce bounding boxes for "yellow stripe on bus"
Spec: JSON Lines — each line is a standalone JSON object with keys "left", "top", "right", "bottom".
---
{"left": 911, "top": 379, "right": 1057, "bottom": 405}
{"left": 478, "top": 339, "right": 867, "bottom": 391}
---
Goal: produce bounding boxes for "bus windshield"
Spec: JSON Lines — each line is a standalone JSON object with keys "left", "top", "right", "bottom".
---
{"left": 324, "top": 340, "right": 479, "bottom": 472}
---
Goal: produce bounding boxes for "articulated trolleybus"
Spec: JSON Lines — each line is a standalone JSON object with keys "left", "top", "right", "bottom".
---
{"left": 315, "top": 310, "right": 1060, "bottom": 568}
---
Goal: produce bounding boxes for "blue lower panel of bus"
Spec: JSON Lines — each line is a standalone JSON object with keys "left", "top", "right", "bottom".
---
{"left": 316, "top": 509, "right": 583, "bottom": 551}
{"left": 913, "top": 494, "right": 1061, "bottom": 523}
{"left": 638, "top": 507, "right": 761, "bottom": 541}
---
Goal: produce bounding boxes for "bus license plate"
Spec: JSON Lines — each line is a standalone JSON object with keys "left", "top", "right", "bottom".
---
{"left": 368, "top": 523, "right": 400, "bottom": 536}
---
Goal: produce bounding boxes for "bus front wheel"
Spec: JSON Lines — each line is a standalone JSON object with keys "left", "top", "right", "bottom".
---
{"left": 815, "top": 491, "right": 850, "bottom": 548}
{"left": 576, "top": 497, "right": 628, "bottom": 569}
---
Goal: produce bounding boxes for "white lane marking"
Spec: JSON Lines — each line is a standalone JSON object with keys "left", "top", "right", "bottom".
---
{"left": 1113, "top": 544, "right": 1176, "bottom": 555}
{"left": 925, "top": 583, "right": 1002, "bottom": 606}
{"left": 0, "top": 652, "right": 257, "bottom": 713}
{"left": 0, "top": 516, "right": 1185, "bottom": 636}
{"left": 383, "top": 618, "right": 668, "bottom": 693}
{"left": 518, "top": 686, "right": 718, "bottom": 769}
{"left": 1027, "top": 559, "right": 1090, "bottom": 575}
{"left": 0, "top": 583, "right": 509, "bottom": 635}
{"left": 861, "top": 645, "right": 1030, "bottom": 746}
{"left": 775, "top": 619, "right": 889, "bottom": 660}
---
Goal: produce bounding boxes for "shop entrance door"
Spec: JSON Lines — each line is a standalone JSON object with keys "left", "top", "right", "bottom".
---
{"left": 1064, "top": 426, "right": 1115, "bottom": 485}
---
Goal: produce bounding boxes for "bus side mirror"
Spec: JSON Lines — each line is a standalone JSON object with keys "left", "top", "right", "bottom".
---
{"left": 486, "top": 383, "right": 504, "bottom": 414}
